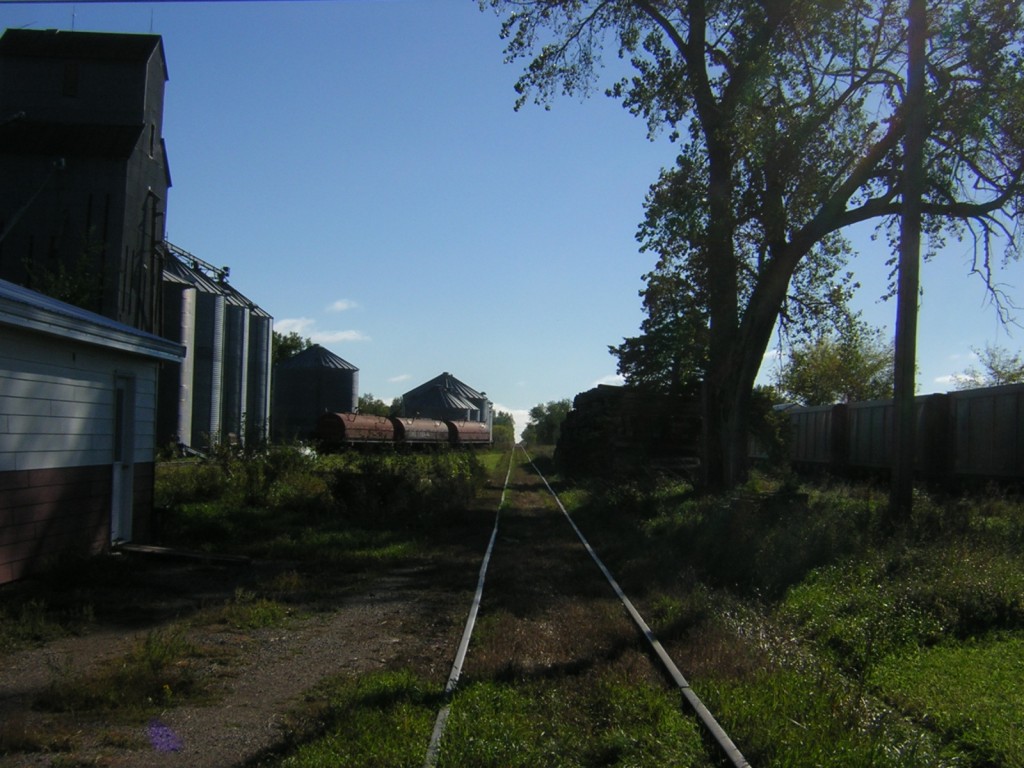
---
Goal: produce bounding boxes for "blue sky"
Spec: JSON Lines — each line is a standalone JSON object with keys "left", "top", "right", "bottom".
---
{"left": 3, "top": 1, "right": 1021, "bottom": 435}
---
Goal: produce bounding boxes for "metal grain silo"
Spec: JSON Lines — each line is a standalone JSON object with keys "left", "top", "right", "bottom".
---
{"left": 272, "top": 344, "right": 358, "bottom": 443}
{"left": 221, "top": 301, "right": 250, "bottom": 444}
{"left": 161, "top": 242, "right": 274, "bottom": 453}
{"left": 193, "top": 290, "right": 225, "bottom": 448}
{"left": 246, "top": 309, "right": 273, "bottom": 445}
{"left": 401, "top": 372, "right": 488, "bottom": 422}
{"left": 157, "top": 279, "right": 196, "bottom": 447}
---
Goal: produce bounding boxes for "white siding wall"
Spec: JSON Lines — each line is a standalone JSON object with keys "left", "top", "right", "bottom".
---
{"left": 0, "top": 327, "right": 160, "bottom": 472}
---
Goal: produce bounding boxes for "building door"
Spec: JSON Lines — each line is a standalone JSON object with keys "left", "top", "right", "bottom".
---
{"left": 111, "top": 375, "right": 135, "bottom": 542}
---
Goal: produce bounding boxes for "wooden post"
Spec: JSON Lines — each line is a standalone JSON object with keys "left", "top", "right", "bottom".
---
{"left": 891, "top": 0, "right": 927, "bottom": 519}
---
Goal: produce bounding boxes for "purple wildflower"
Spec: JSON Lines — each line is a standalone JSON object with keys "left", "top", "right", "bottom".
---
{"left": 147, "top": 719, "right": 183, "bottom": 752}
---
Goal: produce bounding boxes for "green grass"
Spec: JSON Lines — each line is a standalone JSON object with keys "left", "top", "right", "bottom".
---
{"left": 257, "top": 527, "right": 419, "bottom": 566}
{"left": 273, "top": 670, "right": 440, "bottom": 768}
{"left": 198, "top": 587, "right": 293, "bottom": 630}
{"left": 0, "top": 599, "right": 88, "bottom": 655}
{"left": 871, "top": 633, "right": 1024, "bottom": 767}
{"left": 13, "top": 446, "right": 1024, "bottom": 766}
{"left": 559, "top": 473, "right": 1024, "bottom": 767}
{"left": 707, "top": 665, "right": 967, "bottom": 767}
{"left": 439, "top": 675, "right": 709, "bottom": 767}
{"left": 34, "top": 628, "right": 208, "bottom": 719}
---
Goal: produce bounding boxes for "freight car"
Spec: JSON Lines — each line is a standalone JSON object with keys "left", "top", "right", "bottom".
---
{"left": 785, "top": 382, "right": 1024, "bottom": 485}
{"left": 314, "top": 412, "right": 492, "bottom": 448}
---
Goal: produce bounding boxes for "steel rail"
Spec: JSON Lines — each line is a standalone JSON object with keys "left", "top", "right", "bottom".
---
{"left": 523, "top": 448, "right": 752, "bottom": 768}
{"left": 422, "top": 449, "right": 514, "bottom": 768}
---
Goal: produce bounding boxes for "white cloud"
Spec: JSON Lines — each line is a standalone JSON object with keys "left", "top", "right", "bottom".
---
{"left": 312, "top": 329, "right": 369, "bottom": 344}
{"left": 388, "top": 374, "right": 412, "bottom": 383}
{"left": 277, "top": 317, "right": 367, "bottom": 345}
{"left": 591, "top": 373, "right": 624, "bottom": 388}
{"left": 327, "top": 299, "right": 358, "bottom": 313}
{"left": 274, "top": 317, "right": 315, "bottom": 335}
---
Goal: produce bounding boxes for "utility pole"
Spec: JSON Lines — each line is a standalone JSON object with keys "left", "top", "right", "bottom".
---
{"left": 891, "top": 0, "right": 927, "bottom": 519}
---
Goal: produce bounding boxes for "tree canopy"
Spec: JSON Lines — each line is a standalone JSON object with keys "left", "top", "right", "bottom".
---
{"left": 357, "top": 393, "right": 392, "bottom": 416}
{"left": 488, "top": 0, "right": 1024, "bottom": 488}
{"left": 954, "top": 344, "right": 1024, "bottom": 389}
{"left": 522, "top": 399, "right": 572, "bottom": 446}
{"left": 773, "top": 317, "right": 894, "bottom": 406}
{"left": 493, "top": 410, "right": 517, "bottom": 448}
{"left": 609, "top": 260, "right": 707, "bottom": 396}
{"left": 272, "top": 331, "right": 311, "bottom": 367}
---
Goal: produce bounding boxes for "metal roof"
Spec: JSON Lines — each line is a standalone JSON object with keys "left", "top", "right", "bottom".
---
{"left": 163, "top": 244, "right": 272, "bottom": 317}
{"left": 423, "top": 387, "right": 477, "bottom": 411}
{"left": 0, "top": 277, "right": 183, "bottom": 362}
{"left": 277, "top": 344, "right": 358, "bottom": 371}
{"left": 164, "top": 252, "right": 225, "bottom": 295}
{"left": 403, "top": 372, "right": 485, "bottom": 402}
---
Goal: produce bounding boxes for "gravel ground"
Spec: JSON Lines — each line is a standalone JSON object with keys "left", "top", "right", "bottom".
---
{"left": 0, "top": 555, "right": 479, "bottom": 768}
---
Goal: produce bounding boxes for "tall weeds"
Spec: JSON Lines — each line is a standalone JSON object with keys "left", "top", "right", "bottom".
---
{"left": 155, "top": 446, "right": 488, "bottom": 555}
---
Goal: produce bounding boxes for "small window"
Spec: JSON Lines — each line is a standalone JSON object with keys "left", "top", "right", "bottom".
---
{"left": 63, "top": 61, "right": 79, "bottom": 97}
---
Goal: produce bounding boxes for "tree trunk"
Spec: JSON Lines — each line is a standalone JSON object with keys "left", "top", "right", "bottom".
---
{"left": 891, "top": 0, "right": 927, "bottom": 520}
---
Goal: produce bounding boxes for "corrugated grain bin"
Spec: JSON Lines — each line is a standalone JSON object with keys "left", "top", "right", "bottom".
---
{"left": 247, "top": 312, "right": 272, "bottom": 444}
{"left": 401, "top": 372, "right": 489, "bottom": 423}
{"left": 157, "top": 281, "right": 196, "bottom": 447}
{"left": 192, "top": 291, "right": 225, "bottom": 446}
{"left": 272, "top": 344, "right": 358, "bottom": 443}
{"left": 221, "top": 303, "right": 250, "bottom": 443}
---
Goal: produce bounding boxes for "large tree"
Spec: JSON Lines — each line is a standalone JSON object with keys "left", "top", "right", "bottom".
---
{"left": 774, "top": 317, "right": 894, "bottom": 406}
{"left": 271, "top": 330, "right": 311, "bottom": 367}
{"left": 954, "top": 343, "right": 1024, "bottom": 389}
{"left": 522, "top": 399, "right": 572, "bottom": 446}
{"left": 489, "top": 0, "right": 1024, "bottom": 489}
{"left": 609, "top": 255, "right": 709, "bottom": 397}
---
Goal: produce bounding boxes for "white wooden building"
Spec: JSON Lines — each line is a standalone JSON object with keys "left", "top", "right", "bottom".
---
{"left": 0, "top": 279, "right": 183, "bottom": 584}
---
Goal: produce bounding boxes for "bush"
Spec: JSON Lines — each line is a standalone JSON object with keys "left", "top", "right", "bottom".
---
{"left": 156, "top": 448, "right": 488, "bottom": 554}
{"left": 326, "top": 451, "right": 486, "bottom": 529}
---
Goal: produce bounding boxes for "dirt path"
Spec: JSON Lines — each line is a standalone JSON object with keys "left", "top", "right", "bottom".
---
{"left": 0, "top": 554, "right": 482, "bottom": 768}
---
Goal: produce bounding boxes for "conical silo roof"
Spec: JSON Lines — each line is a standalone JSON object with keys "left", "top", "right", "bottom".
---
{"left": 277, "top": 344, "right": 358, "bottom": 371}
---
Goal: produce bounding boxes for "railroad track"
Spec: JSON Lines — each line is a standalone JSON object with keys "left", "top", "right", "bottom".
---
{"left": 424, "top": 446, "right": 750, "bottom": 767}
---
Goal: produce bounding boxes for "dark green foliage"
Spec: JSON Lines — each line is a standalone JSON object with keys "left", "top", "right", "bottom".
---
{"left": 155, "top": 447, "right": 489, "bottom": 557}
{"left": 521, "top": 399, "right": 571, "bottom": 446}
{"left": 955, "top": 344, "right": 1024, "bottom": 389}
{"left": 492, "top": 410, "right": 517, "bottom": 448}
{"left": 356, "top": 393, "right": 391, "bottom": 416}
{"left": 271, "top": 331, "right": 312, "bottom": 366}
{"left": 577, "top": 478, "right": 878, "bottom": 599}
{"left": 774, "top": 316, "right": 895, "bottom": 405}
{"left": 326, "top": 451, "right": 485, "bottom": 528}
